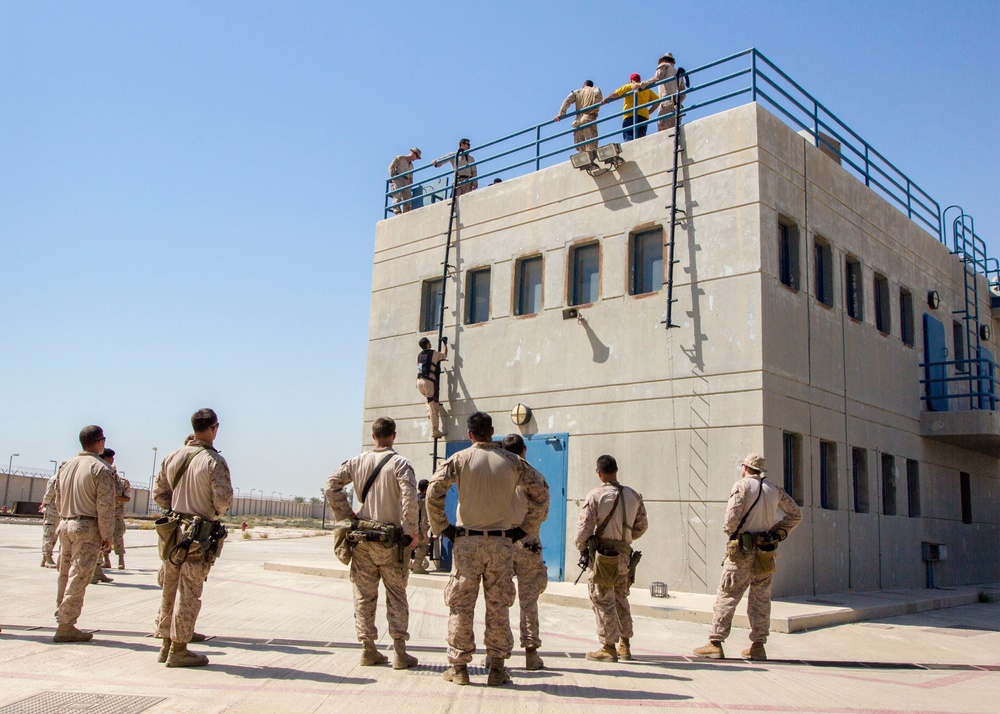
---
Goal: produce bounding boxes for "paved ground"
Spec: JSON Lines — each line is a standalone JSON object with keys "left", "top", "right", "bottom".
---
{"left": 0, "top": 522, "right": 997, "bottom": 714}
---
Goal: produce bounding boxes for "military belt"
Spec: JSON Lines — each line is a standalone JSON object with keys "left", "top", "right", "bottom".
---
{"left": 66, "top": 515, "right": 97, "bottom": 521}
{"left": 458, "top": 528, "right": 509, "bottom": 538}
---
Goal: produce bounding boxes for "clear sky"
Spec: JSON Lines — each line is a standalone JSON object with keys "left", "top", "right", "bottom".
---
{"left": 2, "top": 1, "right": 997, "bottom": 500}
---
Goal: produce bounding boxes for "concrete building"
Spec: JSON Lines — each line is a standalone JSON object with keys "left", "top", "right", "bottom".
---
{"left": 364, "top": 52, "right": 999, "bottom": 596}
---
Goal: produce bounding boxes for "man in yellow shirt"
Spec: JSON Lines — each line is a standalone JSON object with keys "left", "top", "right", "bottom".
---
{"left": 602, "top": 73, "right": 658, "bottom": 142}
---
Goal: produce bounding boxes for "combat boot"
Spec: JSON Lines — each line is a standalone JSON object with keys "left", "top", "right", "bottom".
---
{"left": 617, "top": 638, "right": 632, "bottom": 661}
{"left": 693, "top": 641, "right": 725, "bottom": 659}
{"left": 190, "top": 632, "right": 208, "bottom": 642}
{"left": 585, "top": 644, "right": 618, "bottom": 662}
{"left": 486, "top": 663, "right": 511, "bottom": 687}
{"left": 524, "top": 648, "right": 544, "bottom": 670}
{"left": 41, "top": 555, "right": 57, "bottom": 568}
{"left": 741, "top": 642, "right": 767, "bottom": 661}
{"left": 53, "top": 625, "right": 93, "bottom": 643}
{"left": 117, "top": 555, "right": 125, "bottom": 570}
{"left": 392, "top": 639, "right": 418, "bottom": 669}
{"left": 442, "top": 664, "right": 469, "bottom": 685}
{"left": 359, "top": 640, "right": 389, "bottom": 666}
{"left": 103, "top": 553, "right": 112, "bottom": 569}
{"left": 158, "top": 638, "right": 171, "bottom": 663}
{"left": 166, "top": 642, "right": 209, "bottom": 668}
{"left": 92, "top": 568, "right": 113, "bottom": 584}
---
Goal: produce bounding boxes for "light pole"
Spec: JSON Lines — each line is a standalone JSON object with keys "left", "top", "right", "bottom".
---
{"left": 250, "top": 488, "right": 259, "bottom": 515}
{"left": 49, "top": 460, "right": 58, "bottom": 475}
{"left": 147, "top": 447, "right": 158, "bottom": 516}
{"left": 271, "top": 491, "right": 282, "bottom": 518}
{"left": 3, "top": 453, "right": 20, "bottom": 508}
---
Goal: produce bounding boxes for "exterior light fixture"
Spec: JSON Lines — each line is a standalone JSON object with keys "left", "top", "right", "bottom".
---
{"left": 980, "top": 324, "right": 992, "bottom": 341}
{"left": 927, "top": 290, "right": 940, "bottom": 309}
{"left": 562, "top": 307, "right": 579, "bottom": 320}
{"left": 596, "top": 143, "right": 624, "bottom": 169}
{"left": 571, "top": 150, "right": 598, "bottom": 171}
{"left": 510, "top": 403, "right": 532, "bottom": 426}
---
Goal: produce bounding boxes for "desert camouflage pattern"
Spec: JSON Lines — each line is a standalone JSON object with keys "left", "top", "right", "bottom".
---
{"left": 410, "top": 493, "right": 431, "bottom": 573}
{"left": 587, "top": 540, "right": 634, "bottom": 645}
{"left": 55, "top": 519, "right": 102, "bottom": 625}
{"left": 558, "top": 84, "right": 603, "bottom": 152}
{"left": 350, "top": 540, "right": 411, "bottom": 642}
{"left": 513, "top": 538, "right": 548, "bottom": 649}
{"left": 154, "top": 542, "right": 212, "bottom": 644}
{"left": 42, "top": 522, "right": 58, "bottom": 559}
{"left": 388, "top": 154, "right": 415, "bottom": 214}
{"left": 444, "top": 536, "right": 515, "bottom": 665}
{"left": 41, "top": 475, "right": 59, "bottom": 558}
{"left": 112, "top": 476, "right": 131, "bottom": 555}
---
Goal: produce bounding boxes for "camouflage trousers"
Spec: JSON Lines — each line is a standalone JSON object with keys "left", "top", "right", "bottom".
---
{"left": 708, "top": 549, "right": 773, "bottom": 644}
{"left": 350, "top": 540, "right": 410, "bottom": 642}
{"left": 416, "top": 378, "right": 441, "bottom": 433}
{"left": 513, "top": 540, "right": 548, "bottom": 649}
{"left": 42, "top": 520, "right": 59, "bottom": 558}
{"left": 154, "top": 543, "right": 212, "bottom": 644}
{"left": 444, "top": 535, "right": 515, "bottom": 665}
{"left": 587, "top": 549, "right": 633, "bottom": 645}
{"left": 572, "top": 113, "right": 599, "bottom": 152}
{"left": 55, "top": 519, "right": 101, "bottom": 626}
{"left": 390, "top": 178, "right": 413, "bottom": 214}
{"left": 113, "top": 513, "right": 126, "bottom": 556}
{"left": 656, "top": 99, "right": 679, "bottom": 131}
{"left": 410, "top": 541, "right": 430, "bottom": 573}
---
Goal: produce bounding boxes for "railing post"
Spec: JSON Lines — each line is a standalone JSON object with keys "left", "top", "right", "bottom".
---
{"left": 864, "top": 146, "right": 871, "bottom": 187}
{"left": 536, "top": 126, "right": 541, "bottom": 171}
{"left": 907, "top": 179, "right": 912, "bottom": 219}
{"left": 751, "top": 51, "right": 758, "bottom": 102}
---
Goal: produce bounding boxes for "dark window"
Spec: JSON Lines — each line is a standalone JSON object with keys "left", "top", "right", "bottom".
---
{"left": 819, "top": 440, "right": 838, "bottom": 510}
{"left": 845, "top": 256, "right": 863, "bottom": 320}
{"left": 779, "top": 220, "right": 800, "bottom": 290}
{"left": 953, "top": 320, "right": 967, "bottom": 373}
{"left": 881, "top": 453, "right": 896, "bottom": 516}
{"left": 420, "top": 278, "right": 444, "bottom": 332}
{"left": 874, "top": 273, "right": 891, "bottom": 334}
{"left": 906, "top": 459, "right": 920, "bottom": 518}
{"left": 465, "top": 268, "right": 491, "bottom": 325}
{"left": 629, "top": 228, "right": 664, "bottom": 295}
{"left": 515, "top": 256, "right": 543, "bottom": 316}
{"left": 900, "top": 288, "right": 914, "bottom": 346}
{"left": 569, "top": 243, "right": 600, "bottom": 306}
{"left": 852, "top": 447, "right": 869, "bottom": 514}
{"left": 814, "top": 238, "right": 834, "bottom": 306}
{"left": 960, "top": 471, "right": 972, "bottom": 524}
{"left": 782, "top": 432, "right": 803, "bottom": 505}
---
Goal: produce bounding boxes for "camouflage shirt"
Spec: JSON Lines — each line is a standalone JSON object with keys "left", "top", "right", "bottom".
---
{"left": 154, "top": 439, "right": 233, "bottom": 521}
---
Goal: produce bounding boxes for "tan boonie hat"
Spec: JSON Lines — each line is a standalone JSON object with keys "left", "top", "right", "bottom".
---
{"left": 411, "top": 147, "right": 422, "bottom": 159}
{"left": 741, "top": 453, "right": 767, "bottom": 472}
{"left": 661, "top": 52, "right": 675, "bottom": 62}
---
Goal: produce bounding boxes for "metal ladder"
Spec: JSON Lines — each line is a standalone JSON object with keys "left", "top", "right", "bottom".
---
{"left": 662, "top": 92, "right": 685, "bottom": 330}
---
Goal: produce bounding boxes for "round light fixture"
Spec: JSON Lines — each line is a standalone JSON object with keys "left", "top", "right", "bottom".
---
{"left": 981, "top": 324, "right": 992, "bottom": 341}
{"left": 510, "top": 403, "right": 532, "bottom": 426}
{"left": 927, "top": 290, "right": 940, "bottom": 309}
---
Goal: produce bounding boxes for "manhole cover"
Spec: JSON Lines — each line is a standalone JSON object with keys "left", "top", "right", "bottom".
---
{"left": 0, "top": 692, "right": 163, "bottom": 714}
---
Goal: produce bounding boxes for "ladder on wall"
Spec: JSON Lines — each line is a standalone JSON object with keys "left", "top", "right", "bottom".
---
{"left": 662, "top": 92, "right": 685, "bottom": 330}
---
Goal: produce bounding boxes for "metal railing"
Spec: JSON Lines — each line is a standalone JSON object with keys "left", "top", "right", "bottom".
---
{"left": 920, "top": 357, "right": 998, "bottom": 411}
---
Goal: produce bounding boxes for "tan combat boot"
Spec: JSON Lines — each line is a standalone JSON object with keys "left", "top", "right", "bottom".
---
{"left": 741, "top": 642, "right": 767, "bottom": 661}
{"left": 53, "top": 624, "right": 93, "bottom": 643}
{"left": 92, "top": 567, "right": 113, "bottom": 584}
{"left": 42, "top": 555, "right": 57, "bottom": 568}
{"left": 117, "top": 555, "right": 125, "bottom": 570}
{"left": 359, "top": 640, "right": 389, "bottom": 666}
{"left": 442, "top": 664, "right": 469, "bottom": 685}
{"left": 525, "top": 647, "right": 544, "bottom": 670}
{"left": 693, "top": 640, "right": 725, "bottom": 659}
{"left": 585, "top": 644, "right": 618, "bottom": 662}
{"left": 617, "top": 638, "right": 632, "bottom": 661}
{"left": 158, "top": 638, "right": 171, "bottom": 663}
{"left": 392, "top": 639, "right": 418, "bottom": 669}
{"left": 191, "top": 632, "right": 208, "bottom": 642}
{"left": 103, "top": 553, "right": 112, "bottom": 569}
{"left": 486, "top": 663, "right": 512, "bottom": 686}
{"left": 166, "top": 642, "right": 209, "bottom": 668}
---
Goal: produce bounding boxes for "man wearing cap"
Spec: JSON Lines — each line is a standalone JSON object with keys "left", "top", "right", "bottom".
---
{"left": 388, "top": 147, "right": 422, "bottom": 214}
{"left": 694, "top": 453, "right": 802, "bottom": 661}
{"left": 433, "top": 139, "right": 478, "bottom": 197}
{"left": 602, "top": 74, "right": 659, "bottom": 142}
{"left": 51, "top": 425, "right": 117, "bottom": 643}
{"left": 410, "top": 479, "right": 432, "bottom": 574}
{"left": 112, "top": 454, "right": 132, "bottom": 570}
{"left": 636, "top": 52, "right": 683, "bottom": 132}
{"left": 90, "top": 448, "right": 118, "bottom": 584}
{"left": 554, "top": 80, "right": 604, "bottom": 152}
{"left": 39, "top": 468, "right": 63, "bottom": 568}
{"left": 416, "top": 336, "right": 448, "bottom": 439}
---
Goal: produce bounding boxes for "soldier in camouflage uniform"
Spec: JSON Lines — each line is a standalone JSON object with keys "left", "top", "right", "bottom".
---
{"left": 325, "top": 416, "right": 420, "bottom": 669}
{"left": 554, "top": 80, "right": 604, "bottom": 152}
{"left": 40, "top": 472, "right": 61, "bottom": 568}
{"left": 636, "top": 52, "right": 683, "bottom": 132}
{"left": 52, "top": 425, "right": 117, "bottom": 643}
{"left": 153, "top": 409, "right": 233, "bottom": 668}
{"left": 575, "top": 455, "right": 648, "bottom": 662}
{"left": 427, "top": 412, "right": 548, "bottom": 687}
{"left": 433, "top": 139, "right": 478, "bottom": 197}
{"left": 694, "top": 453, "right": 802, "bottom": 661}
{"left": 410, "top": 479, "right": 431, "bottom": 574}
{"left": 113, "top": 473, "right": 131, "bottom": 569}
{"left": 90, "top": 448, "right": 117, "bottom": 584}
{"left": 388, "top": 147, "right": 421, "bottom": 214}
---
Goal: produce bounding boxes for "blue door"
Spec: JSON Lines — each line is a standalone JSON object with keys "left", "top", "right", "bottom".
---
{"left": 923, "top": 313, "right": 949, "bottom": 412}
{"left": 440, "top": 434, "right": 569, "bottom": 581}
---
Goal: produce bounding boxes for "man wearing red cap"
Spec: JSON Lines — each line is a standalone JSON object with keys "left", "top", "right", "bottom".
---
{"left": 602, "top": 73, "right": 659, "bottom": 142}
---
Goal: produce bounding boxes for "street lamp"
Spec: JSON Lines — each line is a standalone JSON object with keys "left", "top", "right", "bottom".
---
{"left": 271, "top": 491, "right": 282, "bottom": 518}
{"left": 3, "top": 453, "right": 20, "bottom": 508}
{"left": 49, "top": 460, "right": 58, "bottom": 475}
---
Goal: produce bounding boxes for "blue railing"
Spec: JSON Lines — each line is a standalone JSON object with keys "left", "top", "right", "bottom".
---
{"left": 920, "top": 357, "right": 998, "bottom": 411}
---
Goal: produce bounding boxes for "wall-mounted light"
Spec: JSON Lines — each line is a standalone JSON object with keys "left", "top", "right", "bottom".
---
{"left": 595, "top": 143, "right": 624, "bottom": 170}
{"left": 571, "top": 150, "right": 597, "bottom": 171}
{"left": 927, "top": 290, "right": 940, "bottom": 309}
{"left": 980, "top": 324, "right": 992, "bottom": 341}
{"left": 510, "top": 403, "right": 532, "bottom": 426}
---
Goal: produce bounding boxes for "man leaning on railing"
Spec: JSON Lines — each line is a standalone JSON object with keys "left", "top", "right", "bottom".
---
{"left": 433, "top": 138, "right": 478, "bottom": 197}
{"left": 636, "top": 52, "right": 683, "bottom": 132}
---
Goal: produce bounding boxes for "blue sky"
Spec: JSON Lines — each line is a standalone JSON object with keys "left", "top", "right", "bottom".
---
{"left": 2, "top": 1, "right": 997, "bottom": 500}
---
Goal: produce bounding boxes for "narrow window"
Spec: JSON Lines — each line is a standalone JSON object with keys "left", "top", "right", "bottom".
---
{"left": 514, "top": 256, "right": 543, "bottom": 316}
{"left": 814, "top": 238, "right": 834, "bottom": 306}
{"left": 881, "top": 453, "right": 896, "bottom": 516}
{"left": 819, "top": 440, "right": 838, "bottom": 510}
{"left": 569, "top": 242, "right": 600, "bottom": 306}
{"left": 420, "top": 278, "right": 444, "bottom": 332}
{"left": 953, "top": 320, "right": 967, "bottom": 373}
{"left": 629, "top": 227, "right": 664, "bottom": 296}
{"left": 960, "top": 472, "right": 972, "bottom": 524}
{"left": 874, "top": 273, "right": 891, "bottom": 334}
{"left": 465, "top": 268, "right": 491, "bottom": 325}
{"left": 779, "top": 219, "right": 800, "bottom": 290}
{"left": 900, "top": 288, "right": 914, "bottom": 346}
{"left": 852, "top": 447, "right": 869, "bottom": 514}
{"left": 906, "top": 459, "right": 920, "bottom": 518}
{"left": 782, "top": 432, "right": 803, "bottom": 506}
{"left": 845, "top": 256, "right": 863, "bottom": 320}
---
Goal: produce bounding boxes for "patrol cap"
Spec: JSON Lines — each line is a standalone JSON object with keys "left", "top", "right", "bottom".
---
{"left": 102, "top": 448, "right": 116, "bottom": 459}
{"left": 741, "top": 453, "right": 767, "bottom": 473}
{"left": 660, "top": 52, "right": 675, "bottom": 63}
{"left": 411, "top": 147, "right": 422, "bottom": 159}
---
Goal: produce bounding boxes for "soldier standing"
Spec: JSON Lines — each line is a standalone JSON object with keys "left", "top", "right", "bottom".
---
{"left": 427, "top": 412, "right": 548, "bottom": 687}
{"left": 575, "top": 455, "right": 648, "bottom": 662}
{"left": 410, "top": 479, "right": 431, "bottom": 575}
{"left": 39, "top": 470, "right": 62, "bottom": 568}
{"left": 91, "top": 448, "right": 117, "bottom": 584}
{"left": 388, "top": 147, "right": 422, "bottom": 214}
{"left": 416, "top": 336, "right": 448, "bottom": 439}
{"left": 433, "top": 139, "right": 478, "bottom": 197}
{"left": 153, "top": 408, "right": 233, "bottom": 667}
{"left": 636, "top": 52, "right": 683, "bottom": 132}
{"left": 113, "top": 472, "right": 131, "bottom": 569}
{"left": 554, "top": 80, "right": 604, "bottom": 152}
{"left": 52, "top": 425, "right": 116, "bottom": 643}
{"left": 325, "top": 416, "right": 420, "bottom": 669}
{"left": 694, "top": 453, "right": 802, "bottom": 661}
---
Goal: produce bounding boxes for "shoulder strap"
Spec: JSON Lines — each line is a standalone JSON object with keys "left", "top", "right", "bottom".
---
{"left": 360, "top": 451, "right": 395, "bottom": 504}
{"left": 171, "top": 447, "right": 206, "bottom": 490}
{"left": 730, "top": 477, "right": 765, "bottom": 540}
{"left": 595, "top": 484, "right": 623, "bottom": 538}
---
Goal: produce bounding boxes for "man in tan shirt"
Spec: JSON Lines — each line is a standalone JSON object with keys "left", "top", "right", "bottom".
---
{"left": 636, "top": 52, "right": 683, "bottom": 132}
{"left": 153, "top": 408, "right": 233, "bottom": 668}
{"left": 554, "top": 80, "right": 604, "bottom": 152}
{"left": 427, "top": 412, "right": 548, "bottom": 687}
{"left": 433, "top": 139, "right": 478, "bottom": 197}
{"left": 52, "top": 425, "right": 117, "bottom": 643}
{"left": 325, "top": 416, "right": 420, "bottom": 669}
{"left": 40, "top": 471, "right": 61, "bottom": 568}
{"left": 388, "top": 147, "right": 421, "bottom": 214}
{"left": 575, "top": 454, "right": 648, "bottom": 662}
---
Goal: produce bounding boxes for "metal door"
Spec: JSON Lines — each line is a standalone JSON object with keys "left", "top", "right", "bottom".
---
{"left": 922, "top": 313, "right": 949, "bottom": 411}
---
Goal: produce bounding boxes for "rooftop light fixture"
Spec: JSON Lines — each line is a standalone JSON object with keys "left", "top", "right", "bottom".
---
{"left": 596, "top": 143, "right": 624, "bottom": 170}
